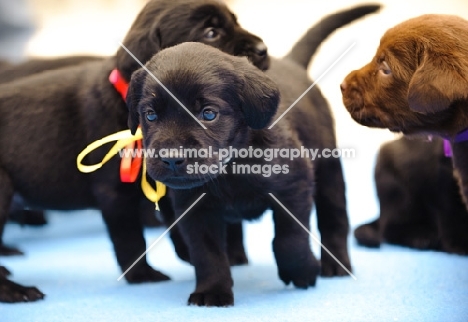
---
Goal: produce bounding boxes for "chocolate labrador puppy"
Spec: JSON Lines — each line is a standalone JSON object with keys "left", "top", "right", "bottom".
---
{"left": 0, "top": 0, "right": 269, "bottom": 303}
{"left": 127, "top": 4, "right": 380, "bottom": 306}
{"left": 340, "top": 14, "right": 468, "bottom": 209}
{"left": 355, "top": 137, "right": 468, "bottom": 254}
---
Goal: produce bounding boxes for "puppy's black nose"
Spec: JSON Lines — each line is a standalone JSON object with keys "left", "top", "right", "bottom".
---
{"left": 161, "top": 157, "right": 185, "bottom": 171}
{"left": 254, "top": 42, "right": 267, "bottom": 57}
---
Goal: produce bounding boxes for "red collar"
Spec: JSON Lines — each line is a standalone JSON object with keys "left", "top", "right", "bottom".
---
{"left": 109, "top": 69, "right": 141, "bottom": 183}
{"left": 109, "top": 69, "right": 129, "bottom": 101}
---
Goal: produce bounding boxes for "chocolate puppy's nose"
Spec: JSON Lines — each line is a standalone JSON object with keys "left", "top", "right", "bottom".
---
{"left": 254, "top": 42, "right": 268, "bottom": 57}
{"left": 161, "top": 157, "right": 185, "bottom": 171}
{"left": 340, "top": 81, "right": 347, "bottom": 92}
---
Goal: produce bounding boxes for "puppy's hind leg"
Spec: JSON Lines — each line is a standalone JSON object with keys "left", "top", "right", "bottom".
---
{"left": 271, "top": 186, "right": 320, "bottom": 289}
{"left": 0, "top": 169, "right": 23, "bottom": 256}
{"left": 377, "top": 166, "right": 438, "bottom": 250}
{"left": 226, "top": 223, "right": 248, "bottom": 266}
{"left": 314, "top": 158, "right": 351, "bottom": 277}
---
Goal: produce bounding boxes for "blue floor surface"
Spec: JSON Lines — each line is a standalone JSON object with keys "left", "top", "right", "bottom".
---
{"left": 1, "top": 208, "right": 467, "bottom": 321}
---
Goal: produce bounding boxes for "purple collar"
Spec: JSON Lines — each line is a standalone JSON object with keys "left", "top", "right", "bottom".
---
{"left": 443, "top": 128, "right": 468, "bottom": 157}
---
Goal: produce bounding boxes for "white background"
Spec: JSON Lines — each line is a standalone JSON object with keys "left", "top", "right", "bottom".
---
{"left": 24, "top": 0, "right": 468, "bottom": 226}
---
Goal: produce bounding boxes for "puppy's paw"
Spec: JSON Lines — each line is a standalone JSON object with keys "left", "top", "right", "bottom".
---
{"left": 188, "top": 290, "right": 234, "bottom": 307}
{"left": 0, "top": 244, "right": 23, "bottom": 256}
{"left": 407, "top": 237, "right": 439, "bottom": 250}
{"left": 354, "top": 222, "right": 381, "bottom": 248}
{"left": 273, "top": 239, "right": 320, "bottom": 288}
{"left": 0, "top": 279, "right": 45, "bottom": 303}
{"left": 228, "top": 250, "right": 248, "bottom": 266}
{"left": 441, "top": 239, "right": 468, "bottom": 255}
{"left": 321, "top": 253, "right": 352, "bottom": 277}
{"left": 9, "top": 210, "right": 48, "bottom": 226}
{"left": 0, "top": 266, "right": 11, "bottom": 277}
{"left": 277, "top": 256, "right": 320, "bottom": 288}
{"left": 124, "top": 265, "right": 170, "bottom": 283}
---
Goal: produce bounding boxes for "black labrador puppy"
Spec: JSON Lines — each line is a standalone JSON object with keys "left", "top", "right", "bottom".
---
{"left": 127, "top": 5, "right": 380, "bottom": 306}
{"left": 0, "top": 0, "right": 268, "bottom": 303}
{"left": 0, "top": 56, "right": 164, "bottom": 255}
{"left": 0, "top": 56, "right": 102, "bottom": 254}
{"left": 355, "top": 137, "right": 468, "bottom": 254}
{"left": 0, "top": 56, "right": 103, "bottom": 84}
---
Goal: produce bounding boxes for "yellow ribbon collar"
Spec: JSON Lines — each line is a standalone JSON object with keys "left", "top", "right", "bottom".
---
{"left": 76, "top": 128, "right": 166, "bottom": 210}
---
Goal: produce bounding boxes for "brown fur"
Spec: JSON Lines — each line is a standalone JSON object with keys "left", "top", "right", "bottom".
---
{"left": 340, "top": 14, "right": 468, "bottom": 206}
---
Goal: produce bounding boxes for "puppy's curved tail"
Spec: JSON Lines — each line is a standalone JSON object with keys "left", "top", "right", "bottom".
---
{"left": 285, "top": 4, "right": 381, "bottom": 69}
{"left": 354, "top": 218, "right": 381, "bottom": 248}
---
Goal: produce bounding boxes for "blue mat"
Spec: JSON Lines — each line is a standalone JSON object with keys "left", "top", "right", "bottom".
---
{"left": 1, "top": 206, "right": 467, "bottom": 321}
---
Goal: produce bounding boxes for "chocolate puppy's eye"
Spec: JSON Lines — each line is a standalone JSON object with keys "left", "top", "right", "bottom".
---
{"left": 202, "top": 108, "right": 217, "bottom": 121}
{"left": 204, "top": 28, "right": 220, "bottom": 41}
{"left": 379, "top": 61, "right": 392, "bottom": 75}
{"left": 146, "top": 110, "right": 157, "bottom": 121}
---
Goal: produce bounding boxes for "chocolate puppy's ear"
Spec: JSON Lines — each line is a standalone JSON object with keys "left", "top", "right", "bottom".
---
{"left": 126, "top": 69, "right": 147, "bottom": 134}
{"left": 408, "top": 53, "right": 468, "bottom": 114}
{"left": 235, "top": 60, "right": 280, "bottom": 129}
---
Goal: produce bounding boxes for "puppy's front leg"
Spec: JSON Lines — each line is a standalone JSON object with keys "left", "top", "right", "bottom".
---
{"left": 271, "top": 192, "right": 320, "bottom": 288}
{"left": 177, "top": 200, "right": 233, "bottom": 307}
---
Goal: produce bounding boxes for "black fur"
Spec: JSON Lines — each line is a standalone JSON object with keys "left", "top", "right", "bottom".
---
{"left": 355, "top": 137, "right": 468, "bottom": 254}
{"left": 126, "top": 4, "right": 379, "bottom": 307}
{"left": 0, "top": 56, "right": 103, "bottom": 84}
{"left": 0, "top": 0, "right": 269, "bottom": 303}
{"left": 0, "top": 265, "right": 44, "bottom": 303}
{"left": 0, "top": 56, "right": 103, "bottom": 255}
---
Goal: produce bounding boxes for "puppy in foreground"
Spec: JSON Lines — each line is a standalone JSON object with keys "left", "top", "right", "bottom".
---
{"left": 127, "top": 42, "right": 316, "bottom": 307}
{"left": 0, "top": 0, "right": 269, "bottom": 303}
{"left": 126, "top": 4, "right": 380, "bottom": 306}
{"left": 340, "top": 14, "right": 468, "bottom": 207}
{"left": 355, "top": 137, "right": 468, "bottom": 254}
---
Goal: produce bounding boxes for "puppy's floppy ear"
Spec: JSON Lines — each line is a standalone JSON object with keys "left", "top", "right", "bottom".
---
{"left": 408, "top": 53, "right": 468, "bottom": 114}
{"left": 116, "top": 11, "right": 162, "bottom": 81}
{"left": 234, "top": 60, "right": 280, "bottom": 129}
{"left": 126, "top": 69, "right": 147, "bottom": 134}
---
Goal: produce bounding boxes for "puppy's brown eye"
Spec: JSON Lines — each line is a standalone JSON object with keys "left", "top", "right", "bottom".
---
{"left": 202, "top": 108, "right": 217, "bottom": 121}
{"left": 146, "top": 110, "right": 157, "bottom": 121}
{"left": 204, "top": 28, "right": 220, "bottom": 41}
{"left": 379, "top": 61, "right": 392, "bottom": 76}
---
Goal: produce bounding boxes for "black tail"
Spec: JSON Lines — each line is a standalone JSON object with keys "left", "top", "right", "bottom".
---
{"left": 285, "top": 4, "right": 381, "bottom": 69}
